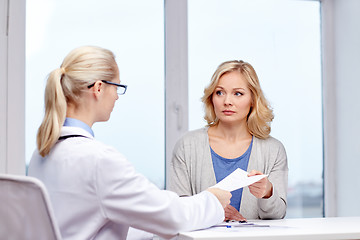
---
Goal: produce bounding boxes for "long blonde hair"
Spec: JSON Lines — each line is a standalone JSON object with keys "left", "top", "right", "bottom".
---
{"left": 37, "top": 46, "right": 118, "bottom": 157}
{"left": 202, "top": 60, "right": 274, "bottom": 139}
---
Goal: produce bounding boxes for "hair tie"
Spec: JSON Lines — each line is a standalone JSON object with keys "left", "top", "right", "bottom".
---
{"left": 59, "top": 67, "right": 66, "bottom": 82}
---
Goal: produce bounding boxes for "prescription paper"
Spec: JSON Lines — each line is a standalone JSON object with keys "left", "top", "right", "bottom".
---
{"left": 211, "top": 168, "right": 267, "bottom": 192}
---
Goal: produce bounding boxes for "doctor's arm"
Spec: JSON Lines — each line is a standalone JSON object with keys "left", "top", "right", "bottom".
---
{"left": 95, "top": 150, "right": 227, "bottom": 239}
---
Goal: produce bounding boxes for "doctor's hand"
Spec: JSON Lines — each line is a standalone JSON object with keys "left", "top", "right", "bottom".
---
{"left": 207, "top": 188, "right": 232, "bottom": 209}
{"left": 247, "top": 170, "right": 273, "bottom": 199}
{"left": 224, "top": 205, "right": 247, "bottom": 222}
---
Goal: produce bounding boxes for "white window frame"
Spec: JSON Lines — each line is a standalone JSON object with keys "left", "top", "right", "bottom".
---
{"left": 164, "top": 0, "right": 189, "bottom": 188}
{"left": 321, "top": 0, "right": 337, "bottom": 217}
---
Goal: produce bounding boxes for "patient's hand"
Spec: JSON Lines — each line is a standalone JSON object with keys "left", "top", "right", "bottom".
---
{"left": 248, "top": 170, "right": 273, "bottom": 199}
{"left": 224, "top": 205, "right": 247, "bottom": 222}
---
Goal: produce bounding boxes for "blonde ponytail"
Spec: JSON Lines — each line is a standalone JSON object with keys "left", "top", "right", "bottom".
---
{"left": 37, "top": 68, "right": 67, "bottom": 157}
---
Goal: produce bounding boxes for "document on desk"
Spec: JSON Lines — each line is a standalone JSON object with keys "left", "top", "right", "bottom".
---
{"left": 211, "top": 168, "right": 267, "bottom": 192}
{"left": 213, "top": 221, "right": 270, "bottom": 228}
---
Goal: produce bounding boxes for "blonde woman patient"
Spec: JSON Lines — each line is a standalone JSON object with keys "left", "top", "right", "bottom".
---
{"left": 28, "top": 46, "right": 232, "bottom": 240}
{"left": 168, "top": 60, "right": 288, "bottom": 221}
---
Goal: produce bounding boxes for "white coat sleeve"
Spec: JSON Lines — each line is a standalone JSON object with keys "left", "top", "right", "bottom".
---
{"left": 95, "top": 147, "right": 224, "bottom": 239}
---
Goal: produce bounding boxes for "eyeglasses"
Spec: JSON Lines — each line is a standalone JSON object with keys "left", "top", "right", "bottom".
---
{"left": 87, "top": 80, "right": 127, "bottom": 95}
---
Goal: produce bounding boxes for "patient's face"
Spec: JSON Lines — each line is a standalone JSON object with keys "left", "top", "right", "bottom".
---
{"left": 212, "top": 71, "right": 252, "bottom": 125}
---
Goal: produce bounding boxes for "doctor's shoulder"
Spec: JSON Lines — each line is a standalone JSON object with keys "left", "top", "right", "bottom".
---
{"left": 70, "top": 138, "right": 129, "bottom": 167}
{"left": 91, "top": 139, "right": 128, "bottom": 160}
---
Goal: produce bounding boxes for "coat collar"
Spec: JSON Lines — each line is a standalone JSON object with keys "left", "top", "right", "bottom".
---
{"left": 60, "top": 126, "right": 94, "bottom": 139}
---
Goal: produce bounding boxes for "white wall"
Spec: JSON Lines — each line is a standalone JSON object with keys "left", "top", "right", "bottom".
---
{"left": 0, "top": 0, "right": 25, "bottom": 175}
{"left": 332, "top": 0, "right": 360, "bottom": 216}
{"left": 0, "top": 0, "right": 8, "bottom": 172}
{"left": 322, "top": 0, "right": 360, "bottom": 217}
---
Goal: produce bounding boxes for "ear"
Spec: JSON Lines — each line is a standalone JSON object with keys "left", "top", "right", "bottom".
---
{"left": 91, "top": 81, "right": 103, "bottom": 99}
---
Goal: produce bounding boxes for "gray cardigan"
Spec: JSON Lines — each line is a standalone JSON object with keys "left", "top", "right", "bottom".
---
{"left": 168, "top": 127, "right": 288, "bottom": 220}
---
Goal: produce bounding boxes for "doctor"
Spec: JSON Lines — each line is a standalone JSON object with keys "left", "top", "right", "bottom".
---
{"left": 28, "top": 46, "right": 231, "bottom": 240}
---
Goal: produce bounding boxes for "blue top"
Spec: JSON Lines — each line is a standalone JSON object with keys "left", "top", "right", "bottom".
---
{"left": 211, "top": 137, "right": 253, "bottom": 211}
{"left": 63, "top": 117, "right": 94, "bottom": 137}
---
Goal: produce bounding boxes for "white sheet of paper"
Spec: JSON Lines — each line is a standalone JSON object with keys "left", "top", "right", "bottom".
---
{"left": 211, "top": 168, "right": 267, "bottom": 192}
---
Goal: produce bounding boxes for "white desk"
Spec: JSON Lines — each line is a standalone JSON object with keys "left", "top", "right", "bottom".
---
{"left": 177, "top": 217, "right": 360, "bottom": 240}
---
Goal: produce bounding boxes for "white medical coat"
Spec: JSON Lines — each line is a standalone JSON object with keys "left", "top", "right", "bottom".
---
{"left": 28, "top": 126, "right": 224, "bottom": 240}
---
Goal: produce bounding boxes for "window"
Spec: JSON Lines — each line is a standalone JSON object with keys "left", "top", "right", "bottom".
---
{"left": 26, "top": 0, "right": 165, "bottom": 188}
{"left": 26, "top": 0, "right": 324, "bottom": 216}
{"left": 188, "top": 0, "right": 323, "bottom": 218}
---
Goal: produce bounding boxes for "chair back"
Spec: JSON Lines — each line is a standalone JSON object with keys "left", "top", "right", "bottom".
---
{"left": 0, "top": 174, "right": 62, "bottom": 240}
